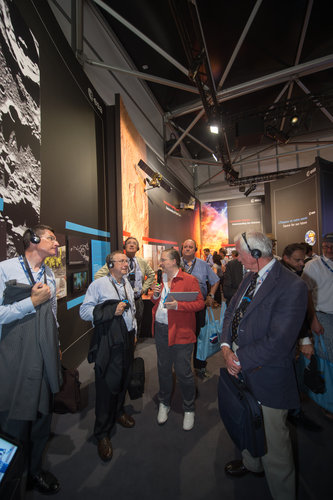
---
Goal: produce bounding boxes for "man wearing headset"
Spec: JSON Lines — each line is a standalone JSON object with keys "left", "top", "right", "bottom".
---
{"left": 95, "top": 237, "right": 155, "bottom": 339}
{"left": 0, "top": 225, "right": 61, "bottom": 496}
{"left": 221, "top": 232, "right": 308, "bottom": 500}
{"left": 80, "top": 251, "right": 136, "bottom": 462}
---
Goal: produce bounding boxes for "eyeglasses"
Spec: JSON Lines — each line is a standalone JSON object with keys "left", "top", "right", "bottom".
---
{"left": 112, "top": 259, "right": 129, "bottom": 264}
{"left": 41, "top": 236, "right": 57, "bottom": 242}
{"left": 160, "top": 258, "right": 172, "bottom": 262}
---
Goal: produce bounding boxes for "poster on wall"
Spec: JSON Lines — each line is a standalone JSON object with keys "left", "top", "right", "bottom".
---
{"left": 227, "top": 197, "right": 264, "bottom": 244}
{"left": 271, "top": 168, "right": 319, "bottom": 256}
{"left": 45, "top": 234, "right": 67, "bottom": 299}
{"left": 67, "top": 235, "right": 90, "bottom": 266}
{"left": 201, "top": 201, "right": 228, "bottom": 252}
{"left": 0, "top": 0, "right": 41, "bottom": 257}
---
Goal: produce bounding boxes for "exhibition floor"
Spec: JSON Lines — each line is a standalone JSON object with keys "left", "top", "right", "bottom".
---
{"left": 26, "top": 336, "right": 332, "bottom": 500}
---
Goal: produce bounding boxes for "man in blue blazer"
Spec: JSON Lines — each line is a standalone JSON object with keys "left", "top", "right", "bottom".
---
{"left": 221, "top": 232, "right": 308, "bottom": 500}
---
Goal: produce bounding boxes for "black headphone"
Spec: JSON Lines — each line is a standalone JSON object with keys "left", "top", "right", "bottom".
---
{"left": 242, "top": 232, "right": 262, "bottom": 260}
{"left": 28, "top": 229, "right": 41, "bottom": 244}
{"left": 123, "top": 237, "right": 140, "bottom": 251}
{"left": 181, "top": 239, "right": 198, "bottom": 254}
{"left": 106, "top": 254, "right": 114, "bottom": 269}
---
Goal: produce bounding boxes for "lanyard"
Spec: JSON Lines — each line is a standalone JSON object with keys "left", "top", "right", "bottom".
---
{"left": 182, "top": 257, "right": 197, "bottom": 275}
{"left": 19, "top": 255, "right": 46, "bottom": 285}
{"left": 321, "top": 257, "right": 333, "bottom": 274}
{"left": 108, "top": 276, "right": 130, "bottom": 302}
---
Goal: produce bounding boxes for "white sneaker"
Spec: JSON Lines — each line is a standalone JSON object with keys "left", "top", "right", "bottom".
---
{"left": 157, "top": 403, "right": 170, "bottom": 425}
{"left": 183, "top": 411, "right": 195, "bottom": 431}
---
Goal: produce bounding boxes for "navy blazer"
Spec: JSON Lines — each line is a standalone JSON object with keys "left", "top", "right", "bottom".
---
{"left": 221, "top": 259, "right": 308, "bottom": 409}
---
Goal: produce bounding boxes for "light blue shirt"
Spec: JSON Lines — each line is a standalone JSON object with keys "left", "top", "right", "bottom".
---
{"left": 0, "top": 257, "right": 57, "bottom": 340}
{"left": 80, "top": 274, "right": 137, "bottom": 333}
{"left": 181, "top": 257, "right": 219, "bottom": 299}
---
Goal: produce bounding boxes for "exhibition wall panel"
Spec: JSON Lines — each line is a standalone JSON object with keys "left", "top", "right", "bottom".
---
{"left": 6, "top": 0, "right": 112, "bottom": 367}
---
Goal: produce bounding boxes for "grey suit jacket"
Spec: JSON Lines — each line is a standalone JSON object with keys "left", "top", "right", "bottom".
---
{"left": 0, "top": 282, "right": 61, "bottom": 420}
{"left": 221, "top": 260, "right": 308, "bottom": 409}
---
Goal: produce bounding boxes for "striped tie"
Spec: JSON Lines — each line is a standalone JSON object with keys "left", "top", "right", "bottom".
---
{"left": 231, "top": 273, "right": 258, "bottom": 343}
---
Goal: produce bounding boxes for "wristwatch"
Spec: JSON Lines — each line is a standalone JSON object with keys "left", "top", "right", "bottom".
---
{"left": 208, "top": 293, "right": 214, "bottom": 298}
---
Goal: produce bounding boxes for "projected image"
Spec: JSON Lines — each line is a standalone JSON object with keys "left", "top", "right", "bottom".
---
{"left": 201, "top": 201, "right": 228, "bottom": 252}
{"left": 71, "top": 271, "right": 88, "bottom": 294}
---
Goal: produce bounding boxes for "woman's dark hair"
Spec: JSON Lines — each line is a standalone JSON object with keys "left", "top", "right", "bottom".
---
{"left": 213, "top": 253, "right": 222, "bottom": 265}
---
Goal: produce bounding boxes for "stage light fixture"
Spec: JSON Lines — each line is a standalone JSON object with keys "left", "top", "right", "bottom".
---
{"left": 244, "top": 183, "right": 257, "bottom": 197}
{"left": 209, "top": 123, "right": 219, "bottom": 134}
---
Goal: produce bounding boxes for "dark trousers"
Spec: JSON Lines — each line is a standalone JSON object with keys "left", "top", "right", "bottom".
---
{"left": 0, "top": 411, "right": 52, "bottom": 499}
{"left": 193, "top": 307, "right": 207, "bottom": 369}
{"left": 155, "top": 322, "right": 195, "bottom": 411}
{"left": 135, "top": 296, "right": 144, "bottom": 338}
{"left": 94, "top": 331, "right": 135, "bottom": 440}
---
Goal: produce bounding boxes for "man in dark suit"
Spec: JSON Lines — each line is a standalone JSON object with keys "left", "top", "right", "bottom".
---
{"left": 222, "top": 258, "right": 244, "bottom": 305}
{"left": 221, "top": 232, "right": 308, "bottom": 500}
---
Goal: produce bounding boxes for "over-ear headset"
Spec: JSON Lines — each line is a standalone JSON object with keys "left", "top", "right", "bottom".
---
{"left": 106, "top": 254, "right": 114, "bottom": 269}
{"left": 242, "top": 232, "right": 262, "bottom": 260}
{"left": 123, "top": 237, "right": 140, "bottom": 251}
{"left": 181, "top": 239, "right": 198, "bottom": 254}
{"left": 28, "top": 229, "right": 41, "bottom": 244}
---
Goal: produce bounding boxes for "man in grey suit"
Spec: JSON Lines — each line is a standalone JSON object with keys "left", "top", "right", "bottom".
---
{"left": 0, "top": 225, "right": 61, "bottom": 497}
{"left": 221, "top": 232, "right": 308, "bottom": 500}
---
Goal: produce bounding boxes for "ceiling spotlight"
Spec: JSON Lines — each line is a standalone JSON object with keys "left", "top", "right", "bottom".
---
{"left": 209, "top": 123, "right": 219, "bottom": 134}
{"left": 244, "top": 183, "right": 257, "bottom": 197}
{"left": 290, "top": 114, "right": 299, "bottom": 125}
{"left": 290, "top": 106, "right": 299, "bottom": 125}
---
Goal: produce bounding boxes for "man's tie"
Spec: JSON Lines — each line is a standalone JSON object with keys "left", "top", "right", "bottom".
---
{"left": 129, "top": 258, "right": 134, "bottom": 271}
{"left": 231, "top": 272, "right": 258, "bottom": 343}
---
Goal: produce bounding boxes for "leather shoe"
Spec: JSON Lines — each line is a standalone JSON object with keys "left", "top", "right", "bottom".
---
{"left": 28, "top": 470, "right": 60, "bottom": 494}
{"left": 97, "top": 437, "right": 113, "bottom": 461}
{"left": 117, "top": 413, "right": 135, "bottom": 428}
{"left": 225, "top": 460, "right": 264, "bottom": 477}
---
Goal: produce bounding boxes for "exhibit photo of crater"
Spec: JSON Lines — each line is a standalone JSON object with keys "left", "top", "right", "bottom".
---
{"left": 0, "top": 0, "right": 40, "bottom": 258}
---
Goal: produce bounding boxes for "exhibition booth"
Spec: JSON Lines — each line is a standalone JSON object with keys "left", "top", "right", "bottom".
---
{"left": 1, "top": 0, "right": 332, "bottom": 368}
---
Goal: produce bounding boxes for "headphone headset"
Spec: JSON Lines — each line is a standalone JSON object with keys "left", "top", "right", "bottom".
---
{"left": 106, "top": 254, "right": 114, "bottom": 269}
{"left": 242, "top": 232, "right": 262, "bottom": 260}
{"left": 181, "top": 239, "right": 198, "bottom": 254}
{"left": 123, "top": 237, "right": 140, "bottom": 251}
{"left": 28, "top": 229, "right": 41, "bottom": 244}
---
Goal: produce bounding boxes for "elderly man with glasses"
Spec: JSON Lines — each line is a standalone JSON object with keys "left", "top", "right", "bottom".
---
{"left": 80, "top": 251, "right": 137, "bottom": 462}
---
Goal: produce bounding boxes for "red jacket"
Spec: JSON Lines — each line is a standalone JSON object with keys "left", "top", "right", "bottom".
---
{"left": 151, "top": 269, "right": 205, "bottom": 346}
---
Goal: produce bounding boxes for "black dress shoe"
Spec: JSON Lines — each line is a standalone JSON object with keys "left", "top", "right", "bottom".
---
{"left": 288, "top": 410, "right": 322, "bottom": 431}
{"left": 117, "top": 413, "right": 135, "bottom": 428}
{"left": 28, "top": 470, "right": 60, "bottom": 495}
{"left": 97, "top": 437, "right": 113, "bottom": 461}
{"left": 225, "top": 460, "right": 264, "bottom": 477}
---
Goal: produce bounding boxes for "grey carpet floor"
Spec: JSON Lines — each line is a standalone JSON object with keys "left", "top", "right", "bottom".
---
{"left": 26, "top": 338, "right": 332, "bottom": 500}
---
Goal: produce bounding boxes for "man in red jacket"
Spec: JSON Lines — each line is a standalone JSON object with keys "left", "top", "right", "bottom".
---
{"left": 151, "top": 248, "right": 204, "bottom": 431}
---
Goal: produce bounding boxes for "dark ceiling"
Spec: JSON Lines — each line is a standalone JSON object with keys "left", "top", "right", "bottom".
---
{"left": 94, "top": 0, "right": 333, "bottom": 173}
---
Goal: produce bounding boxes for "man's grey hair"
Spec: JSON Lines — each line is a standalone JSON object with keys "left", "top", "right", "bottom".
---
{"left": 234, "top": 232, "right": 273, "bottom": 258}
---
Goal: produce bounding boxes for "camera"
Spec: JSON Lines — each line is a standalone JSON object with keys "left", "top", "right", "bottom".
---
{"left": 128, "top": 272, "right": 135, "bottom": 285}
{"left": 122, "top": 299, "right": 130, "bottom": 311}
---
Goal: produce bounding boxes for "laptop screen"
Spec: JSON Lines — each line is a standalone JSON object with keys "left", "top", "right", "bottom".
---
{"left": 0, "top": 436, "right": 19, "bottom": 484}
